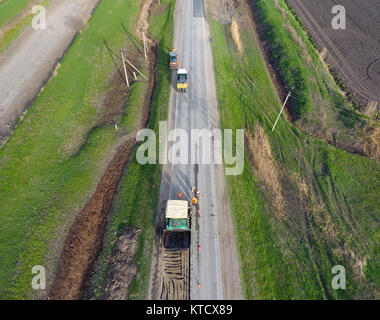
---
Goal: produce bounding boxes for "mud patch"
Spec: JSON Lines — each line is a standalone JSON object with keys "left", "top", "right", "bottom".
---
{"left": 99, "top": 226, "right": 140, "bottom": 300}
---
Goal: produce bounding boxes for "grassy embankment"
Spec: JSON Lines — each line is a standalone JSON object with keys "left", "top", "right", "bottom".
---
{"left": 252, "top": 0, "right": 378, "bottom": 153}
{"left": 89, "top": 0, "right": 175, "bottom": 300}
{"left": 0, "top": 0, "right": 51, "bottom": 53}
{"left": 208, "top": 0, "right": 379, "bottom": 299}
{"left": 0, "top": 0, "right": 31, "bottom": 27}
{"left": 0, "top": 0, "right": 151, "bottom": 299}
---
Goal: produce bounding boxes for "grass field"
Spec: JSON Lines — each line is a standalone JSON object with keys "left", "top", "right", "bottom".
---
{"left": 0, "top": 0, "right": 31, "bottom": 27}
{"left": 89, "top": 0, "right": 176, "bottom": 299}
{"left": 0, "top": 0, "right": 150, "bottom": 299}
{"left": 209, "top": 2, "right": 379, "bottom": 299}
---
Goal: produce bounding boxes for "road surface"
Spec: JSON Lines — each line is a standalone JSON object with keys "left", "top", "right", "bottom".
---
{"left": 0, "top": 0, "right": 99, "bottom": 139}
{"left": 153, "top": 0, "right": 242, "bottom": 300}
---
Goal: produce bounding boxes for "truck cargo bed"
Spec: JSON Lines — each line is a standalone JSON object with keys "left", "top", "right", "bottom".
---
{"left": 163, "top": 230, "right": 190, "bottom": 250}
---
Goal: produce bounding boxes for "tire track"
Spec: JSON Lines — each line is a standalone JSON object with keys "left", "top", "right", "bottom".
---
{"left": 160, "top": 249, "right": 190, "bottom": 300}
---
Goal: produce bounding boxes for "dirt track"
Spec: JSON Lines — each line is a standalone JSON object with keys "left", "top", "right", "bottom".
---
{"left": 160, "top": 249, "right": 190, "bottom": 300}
{"left": 0, "top": 0, "right": 100, "bottom": 143}
{"left": 288, "top": 0, "right": 380, "bottom": 114}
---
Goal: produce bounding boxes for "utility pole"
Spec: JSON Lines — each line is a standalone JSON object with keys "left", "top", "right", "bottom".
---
{"left": 123, "top": 55, "right": 146, "bottom": 79}
{"left": 120, "top": 48, "right": 129, "bottom": 87}
{"left": 143, "top": 32, "right": 147, "bottom": 61}
{"left": 272, "top": 91, "right": 291, "bottom": 131}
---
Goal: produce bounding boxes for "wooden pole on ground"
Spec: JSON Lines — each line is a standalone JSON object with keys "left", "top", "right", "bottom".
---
{"left": 123, "top": 54, "right": 146, "bottom": 79}
{"left": 143, "top": 32, "right": 147, "bottom": 61}
{"left": 272, "top": 91, "right": 291, "bottom": 131}
{"left": 120, "top": 48, "right": 129, "bottom": 87}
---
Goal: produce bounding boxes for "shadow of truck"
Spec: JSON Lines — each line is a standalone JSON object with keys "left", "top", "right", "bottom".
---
{"left": 163, "top": 230, "right": 191, "bottom": 250}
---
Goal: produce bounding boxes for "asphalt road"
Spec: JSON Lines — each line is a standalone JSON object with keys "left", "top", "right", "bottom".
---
{"left": 0, "top": 0, "right": 98, "bottom": 138}
{"left": 160, "top": 0, "right": 242, "bottom": 299}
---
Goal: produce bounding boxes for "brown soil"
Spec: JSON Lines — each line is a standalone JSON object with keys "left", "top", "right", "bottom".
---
{"left": 49, "top": 137, "right": 136, "bottom": 300}
{"left": 99, "top": 226, "right": 140, "bottom": 300}
{"left": 100, "top": 54, "right": 146, "bottom": 127}
{"left": 288, "top": 0, "right": 380, "bottom": 112}
{"left": 136, "top": 0, "right": 155, "bottom": 42}
{"left": 159, "top": 249, "right": 190, "bottom": 300}
{"left": 48, "top": 0, "right": 157, "bottom": 299}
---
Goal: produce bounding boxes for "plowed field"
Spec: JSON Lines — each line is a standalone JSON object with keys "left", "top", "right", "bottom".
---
{"left": 288, "top": 0, "right": 380, "bottom": 112}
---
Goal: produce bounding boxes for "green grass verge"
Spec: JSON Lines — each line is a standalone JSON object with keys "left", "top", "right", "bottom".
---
{"left": 209, "top": 7, "right": 379, "bottom": 299}
{"left": 0, "top": 0, "right": 149, "bottom": 299}
{"left": 89, "top": 0, "right": 176, "bottom": 300}
{"left": 0, "top": 0, "right": 31, "bottom": 27}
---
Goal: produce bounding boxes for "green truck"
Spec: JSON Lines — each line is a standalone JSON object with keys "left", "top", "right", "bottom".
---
{"left": 163, "top": 200, "right": 191, "bottom": 250}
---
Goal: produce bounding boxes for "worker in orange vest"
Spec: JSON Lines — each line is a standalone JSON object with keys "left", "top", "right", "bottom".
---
{"left": 178, "top": 192, "right": 182, "bottom": 200}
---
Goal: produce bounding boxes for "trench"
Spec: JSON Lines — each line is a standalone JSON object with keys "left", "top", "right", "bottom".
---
{"left": 48, "top": 2, "right": 158, "bottom": 299}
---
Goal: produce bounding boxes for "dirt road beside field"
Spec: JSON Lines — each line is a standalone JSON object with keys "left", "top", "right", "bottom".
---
{"left": 0, "top": 0, "right": 99, "bottom": 143}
